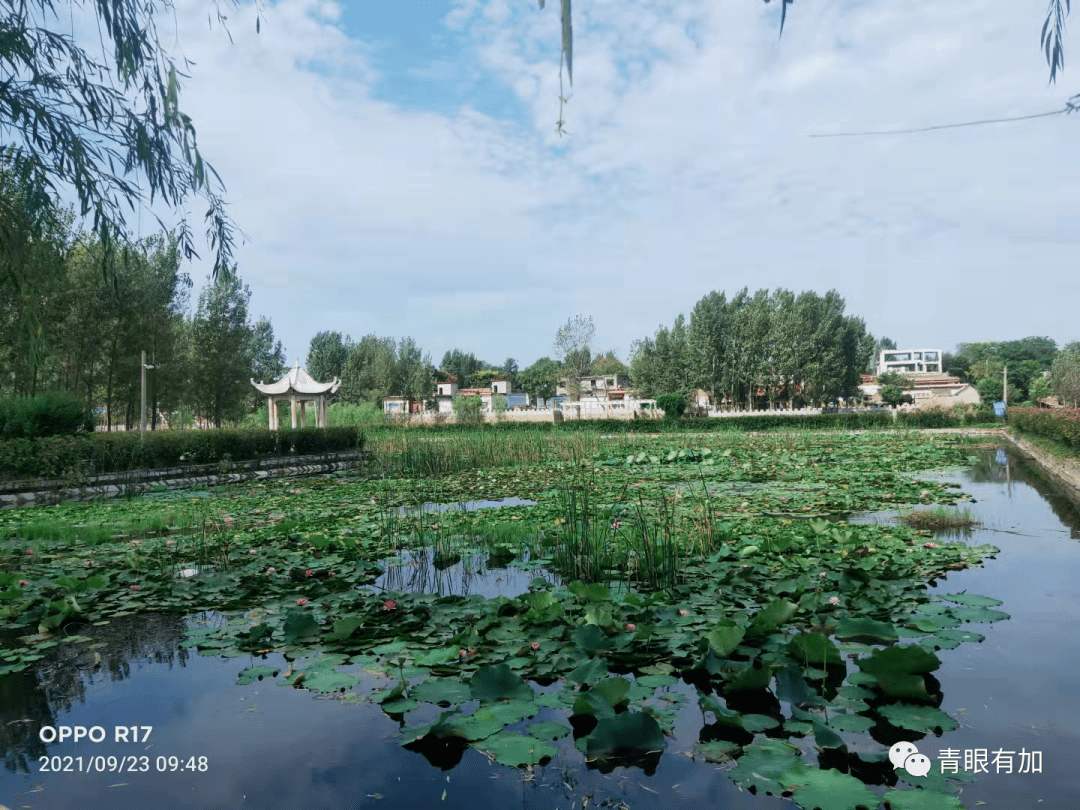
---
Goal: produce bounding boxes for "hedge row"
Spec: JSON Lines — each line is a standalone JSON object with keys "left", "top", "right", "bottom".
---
{"left": 380, "top": 406, "right": 997, "bottom": 435}
{"left": 0, "top": 427, "right": 364, "bottom": 482}
{"left": 1009, "top": 406, "right": 1080, "bottom": 453}
{"left": 0, "top": 392, "right": 89, "bottom": 438}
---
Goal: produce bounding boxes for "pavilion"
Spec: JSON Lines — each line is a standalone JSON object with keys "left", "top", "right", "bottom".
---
{"left": 251, "top": 362, "right": 341, "bottom": 429}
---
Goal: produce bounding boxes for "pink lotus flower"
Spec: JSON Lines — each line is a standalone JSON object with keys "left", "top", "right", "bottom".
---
{"left": 266, "top": 567, "right": 275, "bottom": 574}
{"left": 130, "top": 540, "right": 140, "bottom": 546}
{"left": 305, "top": 569, "right": 313, "bottom": 577}
{"left": 383, "top": 599, "right": 397, "bottom": 611}
{"left": 18, "top": 579, "right": 28, "bottom": 586}
{"left": 84, "top": 560, "right": 93, "bottom": 567}
{"left": 678, "top": 609, "right": 689, "bottom": 617}
{"left": 530, "top": 641, "right": 540, "bottom": 650}
{"left": 828, "top": 596, "right": 840, "bottom": 605}
{"left": 884, "top": 494, "right": 893, "bottom": 499}
{"left": 924, "top": 542, "right": 937, "bottom": 549}
{"left": 130, "top": 585, "right": 140, "bottom": 591}
{"left": 459, "top": 648, "right": 468, "bottom": 657}
{"left": 328, "top": 571, "right": 335, "bottom": 577}
{"left": 625, "top": 623, "right": 636, "bottom": 631}
{"left": 166, "top": 540, "right": 175, "bottom": 546}
{"left": 224, "top": 517, "right": 234, "bottom": 524}
{"left": 296, "top": 598, "right": 308, "bottom": 606}
{"left": 611, "top": 520, "right": 622, "bottom": 530}
{"left": 25, "top": 549, "right": 33, "bottom": 555}
{"left": 921, "top": 490, "right": 931, "bottom": 497}
{"left": 819, "top": 572, "right": 827, "bottom": 578}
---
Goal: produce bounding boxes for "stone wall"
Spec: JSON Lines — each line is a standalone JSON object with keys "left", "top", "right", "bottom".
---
{"left": 0, "top": 450, "right": 370, "bottom": 509}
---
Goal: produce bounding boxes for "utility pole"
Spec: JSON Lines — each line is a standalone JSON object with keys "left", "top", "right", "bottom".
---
{"left": 1003, "top": 364, "right": 1008, "bottom": 407}
{"left": 140, "top": 352, "right": 156, "bottom": 434}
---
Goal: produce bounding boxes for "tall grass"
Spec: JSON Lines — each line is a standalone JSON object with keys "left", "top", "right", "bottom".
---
{"left": 367, "top": 429, "right": 625, "bottom": 477}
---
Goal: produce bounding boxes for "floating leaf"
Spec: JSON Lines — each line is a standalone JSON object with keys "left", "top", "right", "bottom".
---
{"left": 585, "top": 711, "right": 665, "bottom": 759}
{"left": 878, "top": 703, "right": 958, "bottom": 734}
{"left": 237, "top": 665, "right": 278, "bottom": 685}
{"left": 781, "top": 762, "right": 880, "bottom": 810}
{"left": 834, "top": 617, "right": 899, "bottom": 644}
{"left": 470, "top": 664, "right": 533, "bottom": 703}
{"left": 478, "top": 731, "right": 556, "bottom": 767}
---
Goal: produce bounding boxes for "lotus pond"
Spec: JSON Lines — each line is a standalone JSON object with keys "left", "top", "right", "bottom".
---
{"left": 1, "top": 431, "right": 1078, "bottom": 809}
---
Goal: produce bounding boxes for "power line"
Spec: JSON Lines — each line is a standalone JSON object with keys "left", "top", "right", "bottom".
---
{"left": 810, "top": 96, "right": 1080, "bottom": 138}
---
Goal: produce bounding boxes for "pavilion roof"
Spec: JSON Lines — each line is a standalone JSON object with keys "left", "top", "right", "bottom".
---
{"left": 251, "top": 362, "right": 340, "bottom": 396}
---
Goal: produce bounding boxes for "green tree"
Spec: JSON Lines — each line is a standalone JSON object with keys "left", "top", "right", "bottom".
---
{"left": 1, "top": 0, "right": 253, "bottom": 294}
{"left": 519, "top": 357, "right": 560, "bottom": 405}
{"left": 1051, "top": 342, "right": 1080, "bottom": 407}
{"left": 452, "top": 393, "right": 483, "bottom": 425}
{"left": 501, "top": 357, "right": 519, "bottom": 387}
{"left": 440, "top": 349, "right": 485, "bottom": 389}
{"left": 249, "top": 316, "right": 286, "bottom": 410}
{"left": 1028, "top": 374, "right": 1052, "bottom": 402}
{"left": 397, "top": 336, "right": 436, "bottom": 402}
{"left": 191, "top": 270, "right": 253, "bottom": 427}
{"left": 590, "top": 350, "right": 629, "bottom": 378}
{"left": 306, "top": 331, "right": 352, "bottom": 385}
{"left": 340, "top": 334, "right": 399, "bottom": 404}
{"left": 553, "top": 314, "right": 595, "bottom": 400}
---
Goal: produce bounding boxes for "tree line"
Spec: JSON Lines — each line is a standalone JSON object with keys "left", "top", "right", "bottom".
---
{"left": 629, "top": 288, "right": 876, "bottom": 410}
{"left": 0, "top": 173, "right": 286, "bottom": 429}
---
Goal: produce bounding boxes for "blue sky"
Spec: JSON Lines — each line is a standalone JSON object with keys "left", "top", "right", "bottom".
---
{"left": 156, "top": 0, "right": 1078, "bottom": 371}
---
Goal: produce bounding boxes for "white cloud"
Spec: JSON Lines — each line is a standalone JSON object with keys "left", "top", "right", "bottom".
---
{"left": 158, "top": 0, "right": 1078, "bottom": 370}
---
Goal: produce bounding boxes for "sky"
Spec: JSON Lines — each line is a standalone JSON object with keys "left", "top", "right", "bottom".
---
{"left": 141, "top": 0, "right": 1079, "bottom": 371}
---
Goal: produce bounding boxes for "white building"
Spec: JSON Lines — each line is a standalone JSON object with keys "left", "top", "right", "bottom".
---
{"left": 877, "top": 349, "right": 943, "bottom": 375}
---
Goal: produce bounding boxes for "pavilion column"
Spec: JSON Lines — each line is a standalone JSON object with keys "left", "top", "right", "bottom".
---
{"left": 301, "top": 401, "right": 307, "bottom": 428}
{"left": 322, "top": 397, "right": 328, "bottom": 427}
{"left": 290, "top": 396, "right": 298, "bottom": 429}
{"left": 267, "top": 397, "right": 274, "bottom": 430}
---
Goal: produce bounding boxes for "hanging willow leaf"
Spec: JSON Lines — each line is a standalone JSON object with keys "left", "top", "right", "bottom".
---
{"left": 561, "top": 0, "right": 573, "bottom": 85}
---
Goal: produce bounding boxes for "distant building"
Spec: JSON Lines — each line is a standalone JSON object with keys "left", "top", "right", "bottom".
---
{"left": 877, "top": 349, "right": 943, "bottom": 375}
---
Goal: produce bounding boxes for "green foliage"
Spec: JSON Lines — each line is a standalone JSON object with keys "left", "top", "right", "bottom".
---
{"left": 655, "top": 393, "right": 687, "bottom": 419}
{"left": 0, "top": 0, "right": 247, "bottom": 295}
{"left": 452, "top": 394, "right": 483, "bottom": 425}
{"left": 327, "top": 402, "right": 386, "bottom": 429}
{"left": 0, "top": 391, "right": 87, "bottom": 438}
{"left": 306, "top": 331, "right": 352, "bottom": 387}
{"left": 0, "top": 426, "right": 363, "bottom": 480}
{"left": 1010, "top": 405, "right": 1080, "bottom": 453}
{"left": 518, "top": 356, "right": 560, "bottom": 404}
{"left": 340, "top": 335, "right": 435, "bottom": 405}
{"left": 191, "top": 271, "right": 253, "bottom": 428}
{"left": 1051, "top": 342, "right": 1080, "bottom": 407}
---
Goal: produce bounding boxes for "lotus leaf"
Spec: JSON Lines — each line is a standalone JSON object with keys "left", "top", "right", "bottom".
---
{"left": 780, "top": 762, "right": 880, "bottom": 810}
{"left": 470, "top": 664, "right": 534, "bottom": 703}
{"left": 878, "top": 703, "right": 958, "bottom": 734}
{"left": 478, "top": 731, "right": 557, "bottom": 767}
{"left": 584, "top": 711, "right": 665, "bottom": 759}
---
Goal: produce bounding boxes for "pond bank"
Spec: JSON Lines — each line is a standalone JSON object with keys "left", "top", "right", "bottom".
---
{"left": 1000, "top": 430, "right": 1080, "bottom": 509}
{"left": 0, "top": 449, "right": 370, "bottom": 509}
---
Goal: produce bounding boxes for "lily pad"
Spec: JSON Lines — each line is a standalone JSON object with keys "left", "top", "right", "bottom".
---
{"left": 878, "top": 703, "right": 959, "bottom": 734}
{"left": 470, "top": 664, "right": 533, "bottom": 703}
{"left": 236, "top": 665, "right": 279, "bottom": 685}
{"left": 478, "top": 732, "right": 556, "bottom": 767}
{"left": 781, "top": 762, "right": 880, "bottom": 810}
{"left": 584, "top": 711, "right": 665, "bottom": 759}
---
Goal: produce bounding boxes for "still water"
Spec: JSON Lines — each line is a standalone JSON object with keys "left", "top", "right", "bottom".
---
{"left": 1, "top": 449, "right": 1078, "bottom": 809}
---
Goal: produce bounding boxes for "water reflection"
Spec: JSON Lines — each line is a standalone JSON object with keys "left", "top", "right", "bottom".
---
{"left": 1, "top": 613, "right": 194, "bottom": 774}
{"left": 374, "top": 549, "right": 559, "bottom": 598}
{"left": 395, "top": 497, "right": 538, "bottom": 517}
{"left": 2, "top": 448, "right": 1080, "bottom": 809}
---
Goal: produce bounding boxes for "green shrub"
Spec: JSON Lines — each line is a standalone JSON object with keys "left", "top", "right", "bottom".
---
{"left": 0, "top": 426, "right": 365, "bottom": 482}
{"left": 0, "top": 391, "right": 87, "bottom": 438}
{"left": 1009, "top": 406, "right": 1080, "bottom": 453}
{"left": 452, "top": 394, "right": 483, "bottom": 425}
{"left": 655, "top": 393, "right": 687, "bottom": 420}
